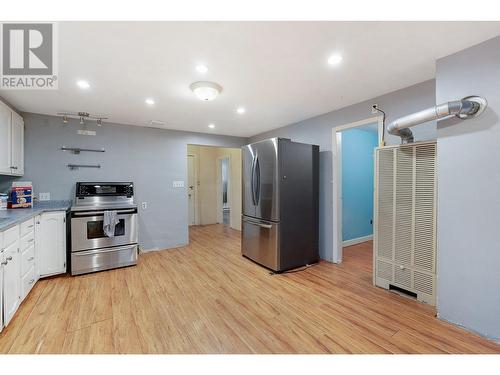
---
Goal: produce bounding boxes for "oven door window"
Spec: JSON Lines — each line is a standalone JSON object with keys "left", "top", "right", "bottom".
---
{"left": 87, "top": 219, "right": 125, "bottom": 239}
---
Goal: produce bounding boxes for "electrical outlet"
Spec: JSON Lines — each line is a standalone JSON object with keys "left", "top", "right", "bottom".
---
{"left": 172, "top": 180, "right": 184, "bottom": 188}
{"left": 77, "top": 129, "right": 96, "bottom": 136}
{"left": 371, "top": 104, "right": 379, "bottom": 114}
{"left": 141, "top": 202, "right": 148, "bottom": 210}
{"left": 39, "top": 192, "right": 51, "bottom": 201}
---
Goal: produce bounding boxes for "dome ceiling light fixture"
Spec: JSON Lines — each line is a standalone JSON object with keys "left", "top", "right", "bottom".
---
{"left": 190, "top": 81, "right": 222, "bottom": 101}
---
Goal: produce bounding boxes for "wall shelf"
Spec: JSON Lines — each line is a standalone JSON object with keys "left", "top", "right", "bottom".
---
{"left": 67, "top": 164, "right": 101, "bottom": 170}
{"left": 61, "top": 146, "right": 105, "bottom": 154}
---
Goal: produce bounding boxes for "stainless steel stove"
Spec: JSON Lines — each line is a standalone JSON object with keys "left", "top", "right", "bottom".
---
{"left": 70, "top": 182, "right": 138, "bottom": 275}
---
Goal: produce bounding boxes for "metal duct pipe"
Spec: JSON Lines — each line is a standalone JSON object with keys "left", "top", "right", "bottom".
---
{"left": 387, "top": 96, "right": 488, "bottom": 143}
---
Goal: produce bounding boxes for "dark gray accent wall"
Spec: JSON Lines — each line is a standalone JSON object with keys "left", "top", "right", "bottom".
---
{"left": 0, "top": 113, "right": 247, "bottom": 251}
{"left": 436, "top": 36, "right": 500, "bottom": 341}
{"left": 249, "top": 80, "right": 437, "bottom": 261}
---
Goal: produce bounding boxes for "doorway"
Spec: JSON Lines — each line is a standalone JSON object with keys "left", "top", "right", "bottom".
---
{"left": 217, "top": 156, "right": 231, "bottom": 226}
{"left": 331, "top": 116, "right": 383, "bottom": 263}
{"left": 187, "top": 154, "right": 197, "bottom": 226}
{"left": 186, "top": 144, "right": 242, "bottom": 231}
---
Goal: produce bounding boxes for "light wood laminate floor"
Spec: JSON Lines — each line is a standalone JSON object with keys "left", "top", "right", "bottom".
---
{"left": 1, "top": 224, "right": 499, "bottom": 354}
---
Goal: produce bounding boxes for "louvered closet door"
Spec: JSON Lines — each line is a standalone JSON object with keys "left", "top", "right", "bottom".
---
{"left": 375, "top": 148, "right": 395, "bottom": 284}
{"left": 413, "top": 143, "right": 436, "bottom": 298}
{"left": 394, "top": 146, "right": 413, "bottom": 290}
{"left": 374, "top": 142, "right": 437, "bottom": 305}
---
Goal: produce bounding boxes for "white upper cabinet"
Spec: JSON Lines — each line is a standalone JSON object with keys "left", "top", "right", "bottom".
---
{"left": 0, "top": 101, "right": 24, "bottom": 176}
{"left": 0, "top": 102, "right": 12, "bottom": 174}
{"left": 11, "top": 111, "right": 24, "bottom": 175}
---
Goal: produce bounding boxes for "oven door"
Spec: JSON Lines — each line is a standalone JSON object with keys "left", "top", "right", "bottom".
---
{"left": 71, "top": 209, "right": 138, "bottom": 252}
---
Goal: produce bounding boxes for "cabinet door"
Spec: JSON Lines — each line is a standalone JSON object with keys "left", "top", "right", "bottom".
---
{"left": 34, "top": 214, "right": 42, "bottom": 281}
{"left": 11, "top": 111, "right": 24, "bottom": 176}
{"left": 39, "top": 212, "right": 66, "bottom": 277}
{"left": 0, "top": 102, "right": 12, "bottom": 175}
{"left": 0, "top": 232, "right": 4, "bottom": 331}
{"left": 3, "top": 240, "right": 21, "bottom": 326}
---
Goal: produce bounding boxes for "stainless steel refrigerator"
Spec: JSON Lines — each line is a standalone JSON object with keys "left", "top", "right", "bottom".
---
{"left": 241, "top": 137, "right": 319, "bottom": 272}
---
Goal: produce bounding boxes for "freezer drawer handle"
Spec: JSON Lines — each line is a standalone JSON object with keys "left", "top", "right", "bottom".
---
{"left": 243, "top": 218, "right": 272, "bottom": 229}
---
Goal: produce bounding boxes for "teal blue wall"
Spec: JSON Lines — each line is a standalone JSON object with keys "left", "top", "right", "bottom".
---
{"left": 341, "top": 128, "right": 378, "bottom": 242}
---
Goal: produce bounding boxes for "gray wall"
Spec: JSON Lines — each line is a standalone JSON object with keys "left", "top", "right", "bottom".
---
{"left": 0, "top": 113, "right": 247, "bottom": 251}
{"left": 436, "top": 36, "right": 500, "bottom": 341}
{"left": 249, "top": 80, "right": 437, "bottom": 261}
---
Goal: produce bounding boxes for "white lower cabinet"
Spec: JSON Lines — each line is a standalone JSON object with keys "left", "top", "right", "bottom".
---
{"left": 38, "top": 212, "right": 66, "bottom": 277}
{"left": 0, "top": 210, "right": 67, "bottom": 330}
{"left": 0, "top": 232, "right": 4, "bottom": 332}
{"left": 3, "top": 237, "right": 21, "bottom": 326}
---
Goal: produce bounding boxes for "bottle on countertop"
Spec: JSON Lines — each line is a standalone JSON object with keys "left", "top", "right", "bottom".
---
{"left": 0, "top": 193, "right": 8, "bottom": 210}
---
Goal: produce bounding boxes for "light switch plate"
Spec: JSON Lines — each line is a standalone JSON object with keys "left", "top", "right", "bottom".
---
{"left": 172, "top": 180, "right": 184, "bottom": 188}
{"left": 39, "top": 192, "right": 50, "bottom": 201}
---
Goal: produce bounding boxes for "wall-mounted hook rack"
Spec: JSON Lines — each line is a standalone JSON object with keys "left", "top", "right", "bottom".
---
{"left": 61, "top": 146, "right": 105, "bottom": 154}
{"left": 68, "top": 164, "right": 101, "bottom": 170}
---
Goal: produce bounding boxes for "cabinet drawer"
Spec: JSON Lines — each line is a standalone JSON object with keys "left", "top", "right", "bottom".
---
{"left": 21, "top": 245, "right": 35, "bottom": 275}
{"left": 20, "top": 230, "right": 35, "bottom": 251}
{"left": 20, "top": 218, "right": 35, "bottom": 237}
{"left": 21, "top": 266, "right": 36, "bottom": 300}
{"left": 3, "top": 225, "right": 19, "bottom": 248}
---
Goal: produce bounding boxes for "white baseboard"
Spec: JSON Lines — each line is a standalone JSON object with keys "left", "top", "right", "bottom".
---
{"left": 342, "top": 234, "right": 373, "bottom": 247}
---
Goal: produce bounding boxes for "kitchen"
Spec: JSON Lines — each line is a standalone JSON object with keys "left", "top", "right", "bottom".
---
{"left": 1, "top": 17, "right": 500, "bottom": 371}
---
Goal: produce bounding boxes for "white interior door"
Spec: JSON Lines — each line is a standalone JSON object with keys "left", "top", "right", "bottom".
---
{"left": 187, "top": 155, "right": 196, "bottom": 226}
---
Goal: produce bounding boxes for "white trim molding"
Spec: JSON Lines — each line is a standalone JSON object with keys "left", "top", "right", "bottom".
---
{"left": 331, "top": 115, "right": 383, "bottom": 263}
{"left": 342, "top": 234, "right": 373, "bottom": 248}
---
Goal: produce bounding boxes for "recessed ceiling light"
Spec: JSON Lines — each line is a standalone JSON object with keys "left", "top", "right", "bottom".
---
{"left": 208, "top": 123, "right": 215, "bottom": 129}
{"left": 196, "top": 64, "right": 208, "bottom": 74}
{"left": 190, "top": 81, "right": 222, "bottom": 101}
{"left": 328, "top": 54, "right": 343, "bottom": 66}
{"left": 76, "top": 80, "right": 90, "bottom": 89}
{"left": 236, "top": 107, "right": 246, "bottom": 114}
{"left": 145, "top": 98, "right": 155, "bottom": 105}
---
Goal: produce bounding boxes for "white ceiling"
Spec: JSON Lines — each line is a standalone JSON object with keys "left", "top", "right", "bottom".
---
{"left": 2, "top": 21, "right": 500, "bottom": 137}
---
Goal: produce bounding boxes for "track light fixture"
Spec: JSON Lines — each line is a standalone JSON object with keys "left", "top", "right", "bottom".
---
{"left": 57, "top": 112, "right": 108, "bottom": 127}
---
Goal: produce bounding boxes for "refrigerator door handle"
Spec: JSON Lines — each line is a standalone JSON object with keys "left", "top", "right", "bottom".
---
{"left": 255, "top": 155, "right": 261, "bottom": 205}
{"left": 251, "top": 154, "right": 257, "bottom": 205}
{"left": 242, "top": 217, "right": 273, "bottom": 229}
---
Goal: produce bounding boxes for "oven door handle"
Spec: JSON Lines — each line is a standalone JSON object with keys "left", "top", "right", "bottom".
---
{"left": 72, "top": 209, "right": 137, "bottom": 216}
{"left": 73, "top": 244, "right": 137, "bottom": 256}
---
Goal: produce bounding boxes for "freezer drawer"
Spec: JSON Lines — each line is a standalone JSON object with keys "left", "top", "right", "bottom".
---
{"left": 241, "top": 216, "right": 279, "bottom": 271}
{"left": 71, "top": 244, "right": 138, "bottom": 275}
